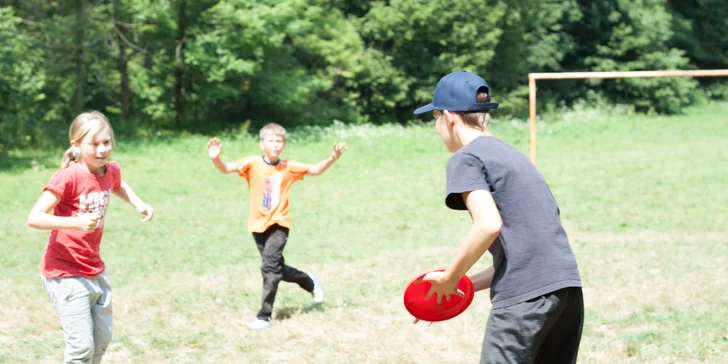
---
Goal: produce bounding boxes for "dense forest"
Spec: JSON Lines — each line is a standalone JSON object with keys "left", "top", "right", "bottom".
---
{"left": 2, "top": 0, "right": 727, "bottom": 152}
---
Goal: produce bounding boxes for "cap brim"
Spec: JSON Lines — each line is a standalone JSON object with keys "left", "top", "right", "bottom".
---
{"left": 413, "top": 103, "right": 435, "bottom": 115}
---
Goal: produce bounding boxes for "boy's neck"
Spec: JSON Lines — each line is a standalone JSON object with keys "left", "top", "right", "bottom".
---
{"left": 262, "top": 155, "right": 280, "bottom": 165}
{"left": 457, "top": 126, "right": 492, "bottom": 148}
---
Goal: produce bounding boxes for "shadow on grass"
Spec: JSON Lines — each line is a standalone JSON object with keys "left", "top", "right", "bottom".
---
{"left": 0, "top": 155, "right": 36, "bottom": 173}
{"left": 275, "top": 303, "right": 326, "bottom": 321}
{"left": 0, "top": 152, "right": 61, "bottom": 174}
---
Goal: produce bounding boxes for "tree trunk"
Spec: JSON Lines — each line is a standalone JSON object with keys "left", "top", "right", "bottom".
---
{"left": 113, "top": 0, "right": 131, "bottom": 120}
{"left": 74, "top": 0, "right": 85, "bottom": 114}
{"left": 174, "top": 0, "right": 187, "bottom": 127}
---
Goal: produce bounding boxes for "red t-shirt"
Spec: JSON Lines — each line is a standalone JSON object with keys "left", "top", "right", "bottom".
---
{"left": 40, "top": 161, "right": 122, "bottom": 278}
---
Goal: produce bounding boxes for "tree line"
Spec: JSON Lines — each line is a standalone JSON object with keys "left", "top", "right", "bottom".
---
{"left": 1, "top": 0, "right": 727, "bottom": 152}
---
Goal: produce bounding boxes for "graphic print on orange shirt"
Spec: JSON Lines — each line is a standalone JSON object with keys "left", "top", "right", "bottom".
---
{"left": 238, "top": 157, "right": 308, "bottom": 233}
{"left": 262, "top": 173, "right": 282, "bottom": 211}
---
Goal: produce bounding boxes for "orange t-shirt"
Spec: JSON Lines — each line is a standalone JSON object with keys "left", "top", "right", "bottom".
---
{"left": 237, "top": 156, "right": 309, "bottom": 233}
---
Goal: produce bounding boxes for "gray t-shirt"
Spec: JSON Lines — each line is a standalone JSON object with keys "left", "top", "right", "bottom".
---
{"left": 446, "top": 136, "right": 581, "bottom": 309}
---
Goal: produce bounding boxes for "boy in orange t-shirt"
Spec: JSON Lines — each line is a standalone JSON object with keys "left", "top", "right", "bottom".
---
{"left": 207, "top": 123, "right": 347, "bottom": 331}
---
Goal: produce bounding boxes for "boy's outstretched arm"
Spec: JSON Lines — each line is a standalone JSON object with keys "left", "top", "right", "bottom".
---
{"left": 307, "top": 142, "right": 347, "bottom": 176}
{"left": 207, "top": 137, "right": 238, "bottom": 174}
{"left": 422, "top": 189, "right": 502, "bottom": 302}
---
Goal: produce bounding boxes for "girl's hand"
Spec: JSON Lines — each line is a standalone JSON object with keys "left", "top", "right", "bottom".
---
{"left": 77, "top": 213, "right": 101, "bottom": 232}
{"left": 137, "top": 204, "right": 154, "bottom": 223}
{"left": 207, "top": 137, "right": 223, "bottom": 159}
{"left": 331, "top": 142, "right": 348, "bottom": 160}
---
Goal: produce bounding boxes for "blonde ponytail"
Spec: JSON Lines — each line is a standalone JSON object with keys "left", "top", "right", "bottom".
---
{"left": 61, "top": 146, "right": 78, "bottom": 169}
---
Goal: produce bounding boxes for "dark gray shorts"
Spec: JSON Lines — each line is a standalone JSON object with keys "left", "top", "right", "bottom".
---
{"left": 481, "top": 287, "right": 584, "bottom": 364}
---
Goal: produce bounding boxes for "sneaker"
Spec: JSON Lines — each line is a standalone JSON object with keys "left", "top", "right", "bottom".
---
{"left": 247, "top": 318, "right": 272, "bottom": 331}
{"left": 309, "top": 273, "right": 325, "bottom": 303}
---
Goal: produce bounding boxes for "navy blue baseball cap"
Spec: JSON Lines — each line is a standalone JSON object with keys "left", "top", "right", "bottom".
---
{"left": 413, "top": 70, "right": 499, "bottom": 115}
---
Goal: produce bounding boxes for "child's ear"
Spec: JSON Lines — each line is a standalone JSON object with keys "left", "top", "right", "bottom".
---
{"left": 443, "top": 110, "right": 457, "bottom": 129}
{"left": 70, "top": 140, "right": 80, "bottom": 154}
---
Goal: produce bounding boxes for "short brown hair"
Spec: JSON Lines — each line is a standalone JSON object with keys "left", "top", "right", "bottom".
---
{"left": 259, "top": 123, "right": 286, "bottom": 141}
{"left": 458, "top": 90, "right": 491, "bottom": 129}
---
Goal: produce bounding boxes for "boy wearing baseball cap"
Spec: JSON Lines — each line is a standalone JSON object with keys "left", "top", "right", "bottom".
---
{"left": 414, "top": 71, "right": 583, "bottom": 363}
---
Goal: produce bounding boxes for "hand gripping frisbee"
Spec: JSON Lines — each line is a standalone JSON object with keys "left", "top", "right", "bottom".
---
{"left": 403, "top": 268, "right": 475, "bottom": 322}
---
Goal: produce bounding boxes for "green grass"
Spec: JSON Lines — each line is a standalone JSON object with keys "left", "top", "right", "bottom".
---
{"left": 1, "top": 103, "right": 727, "bottom": 363}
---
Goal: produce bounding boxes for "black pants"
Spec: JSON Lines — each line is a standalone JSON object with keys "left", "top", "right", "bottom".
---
{"left": 252, "top": 224, "right": 314, "bottom": 321}
{"left": 481, "top": 287, "right": 584, "bottom": 364}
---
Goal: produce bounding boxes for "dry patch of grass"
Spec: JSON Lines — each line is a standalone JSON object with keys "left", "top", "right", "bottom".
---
{"left": 5, "top": 231, "right": 726, "bottom": 363}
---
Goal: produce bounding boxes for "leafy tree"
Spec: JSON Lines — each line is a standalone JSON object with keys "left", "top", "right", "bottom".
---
{"left": 669, "top": 0, "right": 728, "bottom": 100}
{"left": 564, "top": 0, "right": 697, "bottom": 113}
{"left": 358, "top": 0, "right": 508, "bottom": 119}
{"left": 0, "top": 7, "right": 47, "bottom": 152}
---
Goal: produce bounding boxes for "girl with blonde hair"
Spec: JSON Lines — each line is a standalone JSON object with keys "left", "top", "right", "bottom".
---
{"left": 27, "top": 111, "right": 154, "bottom": 364}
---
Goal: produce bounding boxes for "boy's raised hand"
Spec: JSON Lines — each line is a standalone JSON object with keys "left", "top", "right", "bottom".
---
{"left": 207, "top": 137, "right": 222, "bottom": 159}
{"left": 331, "top": 142, "right": 348, "bottom": 160}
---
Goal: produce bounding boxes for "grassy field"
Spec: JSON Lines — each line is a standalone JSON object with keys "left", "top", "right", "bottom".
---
{"left": 1, "top": 103, "right": 727, "bottom": 363}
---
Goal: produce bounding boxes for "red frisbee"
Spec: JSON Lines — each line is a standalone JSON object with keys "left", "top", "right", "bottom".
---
{"left": 403, "top": 268, "right": 475, "bottom": 322}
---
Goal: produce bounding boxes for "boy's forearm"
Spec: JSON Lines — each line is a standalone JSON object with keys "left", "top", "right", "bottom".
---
{"left": 443, "top": 224, "right": 499, "bottom": 285}
{"left": 308, "top": 156, "right": 337, "bottom": 176}
{"left": 471, "top": 265, "right": 495, "bottom": 292}
{"left": 210, "top": 156, "right": 234, "bottom": 173}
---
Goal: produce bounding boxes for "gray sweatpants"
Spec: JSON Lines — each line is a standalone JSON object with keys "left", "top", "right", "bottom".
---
{"left": 41, "top": 271, "right": 113, "bottom": 364}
